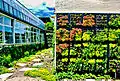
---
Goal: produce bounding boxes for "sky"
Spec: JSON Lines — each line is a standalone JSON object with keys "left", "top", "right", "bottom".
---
{"left": 18, "top": 0, "right": 55, "bottom": 8}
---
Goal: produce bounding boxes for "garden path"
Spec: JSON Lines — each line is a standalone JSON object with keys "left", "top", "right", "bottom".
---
{"left": 1, "top": 49, "right": 54, "bottom": 81}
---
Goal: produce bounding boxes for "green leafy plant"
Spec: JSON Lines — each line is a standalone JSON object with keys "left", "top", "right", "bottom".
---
{"left": 82, "top": 31, "right": 93, "bottom": 41}
{"left": 92, "top": 29, "right": 108, "bottom": 42}
{"left": 56, "top": 28, "right": 69, "bottom": 42}
{"left": 70, "top": 58, "right": 76, "bottom": 62}
{"left": 109, "top": 15, "right": 120, "bottom": 27}
{"left": 62, "top": 49, "right": 68, "bottom": 56}
{"left": 96, "top": 14, "right": 107, "bottom": 27}
{"left": 62, "top": 58, "right": 68, "bottom": 62}
{"left": 109, "top": 29, "right": 118, "bottom": 41}
{"left": 24, "top": 51, "right": 29, "bottom": 57}
{"left": 0, "top": 66, "right": 12, "bottom": 75}
{"left": 17, "top": 55, "right": 36, "bottom": 63}
{"left": 24, "top": 68, "right": 56, "bottom": 81}
{"left": 70, "top": 49, "right": 77, "bottom": 56}
{"left": 88, "top": 59, "right": 95, "bottom": 64}
{"left": 70, "top": 14, "right": 82, "bottom": 26}
{"left": 56, "top": 72, "right": 111, "bottom": 80}
{"left": 45, "top": 22, "right": 54, "bottom": 30}
{"left": 0, "top": 54, "right": 12, "bottom": 67}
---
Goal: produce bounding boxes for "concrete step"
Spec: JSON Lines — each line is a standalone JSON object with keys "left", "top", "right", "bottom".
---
{"left": 19, "top": 68, "right": 38, "bottom": 72}
{"left": 0, "top": 73, "right": 13, "bottom": 81}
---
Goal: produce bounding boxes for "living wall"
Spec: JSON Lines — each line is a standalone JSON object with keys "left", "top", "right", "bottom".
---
{"left": 56, "top": 13, "right": 120, "bottom": 79}
{"left": 0, "top": 43, "right": 45, "bottom": 67}
{"left": 45, "top": 22, "right": 54, "bottom": 48}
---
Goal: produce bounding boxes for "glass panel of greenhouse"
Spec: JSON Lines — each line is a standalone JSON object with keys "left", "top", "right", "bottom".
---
{"left": 0, "top": 0, "right": 45, "bottom": 45}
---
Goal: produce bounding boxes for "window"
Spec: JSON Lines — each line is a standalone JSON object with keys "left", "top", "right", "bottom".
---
{"left": 41, "top": 32, "right": 45, "bottom": 43}
{"left": 16, "top": 10, "right": 18, "bottom": 17}
{"left": 25, "top": 25, "right": 31, "bottom": 43}
{"left": 34, "top": 33, "right": 36, "bottom": 42}
{"left": 4, "top": 17, "right": 11, "bottom": 26}
{"left": 0, "top": 25, "right": 2, "bottom": 31}
{"left": 0, "top": 0, "right": 3, "bottom": 9}
{"left": 13, "top": 9, "right": 17, "bottom": 16}
{"left": 15, "top": 33, "right": 20, "bottom": 43}
{"left": 21, "top": 24, "right": 26, "bottom": 43}
{"left": 15, "top": 21, "right": 26, "bottom": 43}
{"left": 31, "top": 32, "right": 34, "bottom": 42}
{"left": 4, "top": 2, "right": 9, "bottom": 12}
{"left": 23, "top": 14, "right": 25, "bottom": 21}
{"left": 0, "top": 15, "right": 3, "bottom": 24}
{"left": 25, "top": 32, "right": 31, "bottom": 43}
{"left": 18, "top": 11, "right": 20, "bottom": 18}
{"left": 20, "top": 13, "right": 23, "bottom": 19}
{"left": 21, "top": 34, "right": 25, "bottom": 43}
{"left": 0, "top": 25, "right": 3, "bottom": 43}
{"left": 5, "top": 32, "right": 13, "bottom": 43}
{"left": 9, "top": 6, "right": 13, "bottom": 14}
{"left": 4, "top": 25, "right": 13, "bottom": 43}
{"left": 36, "top": 29, "right": 40, "bottom": 42}
{"left": 5, "top": 26, "right": 12, "bottom": 32}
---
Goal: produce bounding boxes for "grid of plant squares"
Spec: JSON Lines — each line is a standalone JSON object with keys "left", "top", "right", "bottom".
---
{"left": 56, "top": 13, "right": 120, "bottom": 78}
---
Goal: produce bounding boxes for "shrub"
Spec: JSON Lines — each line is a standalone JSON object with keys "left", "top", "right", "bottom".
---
{"left": 0, "top": 43, "right": 43, "bottom": 67}
{"left": 24, "top": 51, "right": 29, "bottom": 57}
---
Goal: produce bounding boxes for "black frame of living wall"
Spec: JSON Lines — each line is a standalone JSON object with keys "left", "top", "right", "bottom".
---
{"left": 56, "top": 13, "right": 120, "bottom": 79}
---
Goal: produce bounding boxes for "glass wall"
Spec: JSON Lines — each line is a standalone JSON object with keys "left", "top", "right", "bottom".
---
{"left": 0, "top": 14, "right": 42, "bottom": 45}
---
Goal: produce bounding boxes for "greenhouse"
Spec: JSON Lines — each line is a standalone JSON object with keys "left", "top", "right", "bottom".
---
{"left": 0, "top": 0, "right": 45, "bottom": 45}
{"left": 56, "top": 0, "right": 120, "bottom": 80}
{"left": 0, "top": 1, "right": 48, "bottom": 79}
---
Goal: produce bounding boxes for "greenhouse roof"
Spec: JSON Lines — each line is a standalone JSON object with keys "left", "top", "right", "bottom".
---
{"left": 55, "top": 0, "right": 120, "bottom": 13}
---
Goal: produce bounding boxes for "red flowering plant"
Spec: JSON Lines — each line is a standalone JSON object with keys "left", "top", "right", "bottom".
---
{"left": 56, "top": 43, "right": 69, "bottom": 53}
{"left": 82, "top": 14, "right": 95, "bottom": 27}
{"left": 56, "top": 28, "right": 69, "bottom": 42}
{"left": 70, "top": 28, "right": 82, "bottom": 41}
{"left": 57, "top": 15, "right": 69, "bottom": 26}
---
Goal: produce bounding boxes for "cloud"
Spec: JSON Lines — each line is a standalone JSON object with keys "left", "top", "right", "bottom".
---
{"left": 18, "top": 0, "right": 55, "bottom": 8}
